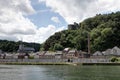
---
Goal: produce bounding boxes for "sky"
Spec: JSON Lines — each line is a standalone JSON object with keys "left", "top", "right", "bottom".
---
{"left": 0, "top": 0, "right": 120, "bottom": 43}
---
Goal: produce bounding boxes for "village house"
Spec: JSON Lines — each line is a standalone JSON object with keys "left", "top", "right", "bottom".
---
{"left": 62, "top": 48, "right": 79, "bottom": 58}
{"left": 17, "top": 44, "right": 35, "bottom": 53}
{"left": 110, "top": 46, "right": 120, "bottom": 56}
{"left": 102, "top": 49, "right": 111, "bottom": 56}
{"left": 55, "top": 51, "right": 62, "bottom": 59}
{"left": 94, "top": 46, "right": 120, "bottom": 57}
{"left": 67, "top": 50, "right": 79, "bottom": 58}
{"left": 93, "top": 51, "right": 103, "bottom": 56}
{"left": 39, "top": 51, "right": 55, "bottom": 59}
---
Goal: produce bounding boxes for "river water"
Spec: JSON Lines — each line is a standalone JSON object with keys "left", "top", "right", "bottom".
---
{"left": 0, "top": 65, "right": 120, "bottom": 80}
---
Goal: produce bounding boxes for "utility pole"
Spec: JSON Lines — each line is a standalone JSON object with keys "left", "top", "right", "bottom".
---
{"left": 88, "top": 33, "right": 90, "bottom": 54}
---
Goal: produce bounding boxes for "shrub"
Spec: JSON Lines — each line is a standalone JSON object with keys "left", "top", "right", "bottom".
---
{"left": 28, "top": 56, "right": 34, "bottom": 59}
{"left": 110, "top": 57, "right": 118, "bottom": 62}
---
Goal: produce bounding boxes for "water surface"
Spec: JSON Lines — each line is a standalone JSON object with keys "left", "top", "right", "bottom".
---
{"left": 0, "top": 65, "right": 120, "bottom": 80}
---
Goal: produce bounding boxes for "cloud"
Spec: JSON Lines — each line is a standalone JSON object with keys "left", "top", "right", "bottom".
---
{"left": 0, "top": 13, "right": 36, "bottom": 35}
{"left": 38, "top": 0, "right": 45, "bottom": 3}
{"left": 0, "top": 34, "right": 18, "bottom": 41}
{"left": 22, "top": 25, "right": 65, "bottom": 43}
{"left": 1, "top": 0, "right": 120, "bottom": 44}
{"left": 0, "top": 0, "right": 36, "bottom": 35}
{"left": 0, "top": 0, "right": 38, "bottom": 43}
{"left": 0, "top": 0, "right": 35, "bottom": 15}
{"left": 0, "top": 0, "right": 66, "bottom": 43}
{"left": 41, "top": 0, "right": 120, "bottom": 23}
{"left": 51, "top": 16, "right": 60, "bottom": 23}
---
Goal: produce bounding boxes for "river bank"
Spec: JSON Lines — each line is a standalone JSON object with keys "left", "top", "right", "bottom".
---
{"left": 1, "top": 62, "right": 120, "bottom": 66}
{"left": 0, "top": 62, "right": 69, "bottom": 65}
{"left": 1, "top": 58, "right": 119, "bottom": 65}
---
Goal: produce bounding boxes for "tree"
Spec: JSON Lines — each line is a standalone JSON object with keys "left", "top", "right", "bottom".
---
{"left": 43, "top": 11, "right": 120, "bottom": 53}
{"left": 53, "top": 43, "right": 64, "bottom": 51}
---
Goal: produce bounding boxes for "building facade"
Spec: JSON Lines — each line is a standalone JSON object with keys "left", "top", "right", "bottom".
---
{"left": 17, "top": 44, "right": 35, "bottom": 53}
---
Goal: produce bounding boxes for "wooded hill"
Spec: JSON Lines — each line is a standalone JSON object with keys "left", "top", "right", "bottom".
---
{"left": 43, "top": 11, "right": 120, "bottom": 53}
{"left": 0, "top": 40, "right": 40, "bottom": 52}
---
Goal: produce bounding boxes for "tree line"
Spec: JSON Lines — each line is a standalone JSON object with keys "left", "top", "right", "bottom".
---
{"left": 0, "top": 40, "right": 40, "bottom": 52}
{"left": 42, "top": 11, "right": 120, "bottom": 53}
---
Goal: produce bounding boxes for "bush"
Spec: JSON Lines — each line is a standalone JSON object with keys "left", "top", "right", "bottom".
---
{"left": 110, "top": 57, "right": 118, "bottom": 62}
{"left": 53, "top": 43, "right": 64, "bottom": 51}
{"left": 28, "top": 56, "right": 34, "bottom": 59}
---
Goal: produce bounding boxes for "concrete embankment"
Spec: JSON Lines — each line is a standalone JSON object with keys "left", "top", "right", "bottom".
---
{"left": 0, "top": 62, "right": 69, "bottom": 65}
{"left": 0, "top": 62, "right": 120, "bottom": 65}
{"left": 0, "top": 58, "right": 115, "bottom": 65}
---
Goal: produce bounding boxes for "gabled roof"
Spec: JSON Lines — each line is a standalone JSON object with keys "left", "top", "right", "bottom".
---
{"left": 64, "top": 48, "right": 70, "bottom": 51}
{"left": 102, "top": 49, "right": 111, "bottom": 55}
{"left": 93, "top": 51, "right": 103, "bottom": 56}
{"left": 102, "top": 46, "right": 120, "bottom": 56}
{"left": 111, "top": 46, "right": 120, "bottom": 55}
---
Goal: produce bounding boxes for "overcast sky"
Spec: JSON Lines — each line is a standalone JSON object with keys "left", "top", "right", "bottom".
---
{"left": 0, "top": 0, "right": 120, "bottom": 43}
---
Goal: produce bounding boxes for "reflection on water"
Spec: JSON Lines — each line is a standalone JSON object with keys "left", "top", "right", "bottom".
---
{"left": 0, "top": 65, "right": 120, "bottom": 80}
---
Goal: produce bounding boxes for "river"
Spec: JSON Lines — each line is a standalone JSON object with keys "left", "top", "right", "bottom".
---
{"left": 0, "top": 65, "right": 120, "bottom": 80}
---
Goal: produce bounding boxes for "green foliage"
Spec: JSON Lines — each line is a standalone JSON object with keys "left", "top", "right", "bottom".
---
{"left": 28, "top": 55, "right": 34, "bottom": 59}
{"left": 0, "top": 40, "right": 40, "bottom": 52}
{"left": 43, "top": 11, "right": 120, "bottom": 53}
{"left": 53, "top": 43, "right": 64, "bottom": 51}
{"left": 110, "top": 57, "right": 118, "bottom": 62}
